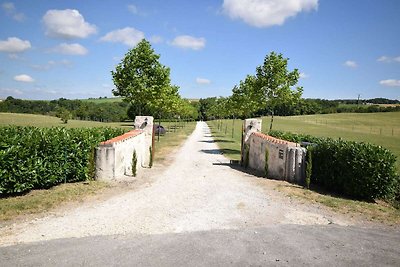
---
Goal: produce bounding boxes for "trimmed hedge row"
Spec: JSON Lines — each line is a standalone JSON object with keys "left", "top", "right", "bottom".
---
{"left": 269, "top": 130, "right": 399, "bottom": 200}
{"left": 0, "top": 126, "right": 126, "bottom": 196}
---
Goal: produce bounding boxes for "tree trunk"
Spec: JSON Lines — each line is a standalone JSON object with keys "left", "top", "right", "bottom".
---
{"left": 158, "top": 114, "right": 161, "bottom": 142}
{"left": 269, "top": 110, "right": 274, "bottom": 132}
{"left": 232, "top": 116, "right": 235, "bottom": 138}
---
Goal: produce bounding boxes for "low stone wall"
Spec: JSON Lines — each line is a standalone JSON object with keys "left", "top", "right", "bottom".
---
{"left": 95, "top": 116, "right": 153, "bottom": 181}
{"left": 243, "top": 119, "right": 306, "bottom": 184}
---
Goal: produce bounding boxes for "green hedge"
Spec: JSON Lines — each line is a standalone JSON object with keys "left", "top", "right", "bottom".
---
{"left": 269, "top": 130, "right": 399, "bottom": 200}
{"left": 0, "top": 126, "right": 126, "bottom": 196}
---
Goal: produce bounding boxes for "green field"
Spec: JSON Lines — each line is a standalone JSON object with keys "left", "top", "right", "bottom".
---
{"left": 80, "top": 97, "right": 123, "bottom": 103}
{"left": 0, "top": 112, "right": 131, "bottom": 128}
{"left": 208, "top": 112, "right": 400, "bottom": 170}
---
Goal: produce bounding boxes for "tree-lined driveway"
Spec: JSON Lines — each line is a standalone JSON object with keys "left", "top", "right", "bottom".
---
{"left": 1, "top": 122, "right": 399, "bottom": 266}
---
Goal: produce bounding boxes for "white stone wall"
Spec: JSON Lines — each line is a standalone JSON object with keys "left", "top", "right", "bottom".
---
{"left": 95, "top": 116, "right": 154, "bottom": 181}
{"left": 243, "top": 119, "right": 306, "bottom": 184}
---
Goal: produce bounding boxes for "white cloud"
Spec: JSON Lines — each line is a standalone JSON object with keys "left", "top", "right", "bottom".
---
{"left": 344, "top": 60, "right": 357, "bottom": 68}
{"left": 0, "top": 37, "right": 31, "bottom": 53}
{"left": 299, "top": 72, "right": 309, "bottom": 79}
{"left": 14, "top": 74, "right": 35, "bottom": 83}
{"left": 150, "top": 35, "right": 163, "bottom": 44}
{"left": 196, "top": 78, "right": 211, "bottom": 84}
{"left": 51, "top": 43, "right": 88, "bottom": 55}
{"left": 127, "top": 4, "right": 138, "bottom": 14}
{"left": 1, "top": 2, "right": 14, "bottom": 12}
{"left": 379, "top": 79, "right": 400, "bottom": 87}
{"left": 31, "top": 60, "right": 72, "bottom": 70}
{"left": 222, "top": 0, "right": 318, "bottom": 28}
{"left": 8, "top": 53, "right": 22, "bottom": 60}
{"left": 2, "top": 2, "right": 25, "bottom": 22}
{"left": 0, "top": 87, "right": 23, "bottom": 96}
{"left": 13, "top": 13, "right": 25, "bottom": 22}
{"left": 43, "top": 9, "right": 97, "bottom": 39}
{"left": 377, "top": 56, "right": 400, "bottom": 63}
{"left": 33, "top": 87, "right": 58, "bottom": 95}
{"left": 100, "top": 27, "right": 145, "bottom": 47}
{"left": 171, "top": 35, "right": 206, "bottom": 50}
{"left": 377, "top": 56, "right": 391, "bottom": 63}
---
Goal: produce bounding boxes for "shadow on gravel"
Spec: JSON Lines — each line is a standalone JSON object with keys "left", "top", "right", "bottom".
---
{"left": 199, "top": 139, "right": 235, "bottom": 143}
{"left": 200, "top": 149, "right": 241, "bottom": 155}
{"left": 212, "top": 162, "right": 265, "bottom": 178}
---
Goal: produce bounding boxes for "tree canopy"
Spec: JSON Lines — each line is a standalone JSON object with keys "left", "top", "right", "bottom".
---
{"left": 227, "top": 51, "right": 303, "bottom": 129}
{"left": 112, "top": 39, "right": 175, "bottom": 116}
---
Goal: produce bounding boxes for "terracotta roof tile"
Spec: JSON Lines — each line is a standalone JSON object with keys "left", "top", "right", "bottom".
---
{"left": 100, "top": 129, "right": 143, "bottom": 145}
{"left": 252, "top": 132, "right": 298, "bottom": 146}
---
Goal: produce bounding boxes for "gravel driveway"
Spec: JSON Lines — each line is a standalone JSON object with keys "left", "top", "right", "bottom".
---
{"left": 0, "top": 122, "right": 363, "bottom": 246}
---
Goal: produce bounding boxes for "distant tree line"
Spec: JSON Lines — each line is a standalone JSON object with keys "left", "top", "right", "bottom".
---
{"left": 0, "top": 96, "right": 129, "bottom": 122}
{"left": 0, "top": 96, "right": 199, "bottom": 122}
{"left": 198, "top": 97, "right": 400, "bottom": 121}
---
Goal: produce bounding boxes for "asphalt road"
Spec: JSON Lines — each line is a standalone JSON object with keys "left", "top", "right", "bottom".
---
{"left": 1, "top": 224, "right": 399, "bottom": 266}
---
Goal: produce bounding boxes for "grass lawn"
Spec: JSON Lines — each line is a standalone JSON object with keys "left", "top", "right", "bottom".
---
{"left": 0, "top": 181, "right": 109, "bottom": 221}
{"left": 275, "top": 182, "right": 400, "bottom": 225}
{"left": 0, "top": 113, "right": 196, "bottom": 222}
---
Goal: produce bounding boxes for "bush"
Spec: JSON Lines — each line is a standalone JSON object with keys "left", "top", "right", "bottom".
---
{"left": 268, "top": 130, "right": 399, "bottom": 200}
{"left": 0, "top": 126, "right": 126, "bottom": 196}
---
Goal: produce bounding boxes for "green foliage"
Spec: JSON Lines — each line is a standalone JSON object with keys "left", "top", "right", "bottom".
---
{"left": 0, "top": 126, "right": 126, "bottom": 196}
{"left": 268, "top": 130, "right": 399, "bottom": 200}
{"left": 111, "top": 39, "right": 197, "bottom": 121}
{"left": 131, "top": 149, "right": 137, "bottom": 177}
{"left": 112, "top": 39, "right": 174, "bottom": 115}
{"left": 87, "top": 147, "right": 96, "bottom": 181}
{"left": 264, "top": 148, "right": 269, "bottom": 177}
{"left": 56, "top": 107, "right": 71, "bottom": 124}
{"left": 305, "top": 148, "right": 312, "bottom": 189}
{"left": 255, "top": 52, "right": 303, "bottom": 111}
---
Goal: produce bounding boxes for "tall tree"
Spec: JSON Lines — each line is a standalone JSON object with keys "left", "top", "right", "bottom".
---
{"left": 255, "top": 52, "right": 303, "bottom": 130}
{"left": 112, "top": 39, "right": 172, "bottom": 115}
{"left": 231, "top": 75, "right": 262, "bottom": 119}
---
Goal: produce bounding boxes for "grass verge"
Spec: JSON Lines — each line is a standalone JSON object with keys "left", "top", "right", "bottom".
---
{"left": 207, "top": 120, "right": 242, "bottom": 160}
{"left": 0, "top": 181, "right": 109, "bottom": 222}
{"left": 153, "top": 121, "right": 197, "bottom": 163}
{"left": 275, "top": 183, "right": 400, "bottom": 226}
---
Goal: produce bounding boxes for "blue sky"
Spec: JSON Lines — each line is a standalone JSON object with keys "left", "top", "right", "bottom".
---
{"left": 0, "top": 0, "right": 399, "bottom": 100}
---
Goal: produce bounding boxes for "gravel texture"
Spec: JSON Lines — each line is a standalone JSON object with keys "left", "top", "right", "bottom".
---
{"left": 0, "top": 122, "right": 350, "bottom": 247}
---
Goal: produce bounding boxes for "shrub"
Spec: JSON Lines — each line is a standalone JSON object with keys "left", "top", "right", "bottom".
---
{"left": 268, "top": 130, "right": 399, "bottom": 200}
{"left": 0, "top": 126, "right": 126, "bottom": 196}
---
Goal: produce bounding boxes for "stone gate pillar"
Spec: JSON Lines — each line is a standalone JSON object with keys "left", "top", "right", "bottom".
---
{"left": 134, "top": 116, "right": 154, "bottom": 167}
{"left": 243, "top": 118, "right": 262, "bottom": 143}
{"left": 242, "top": 118, "right": 262, "bottom": 166}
